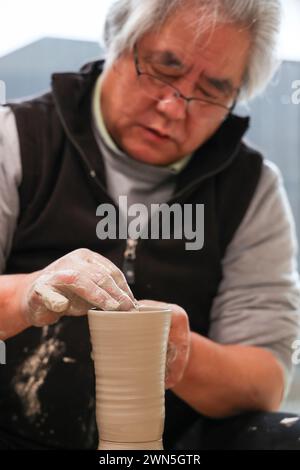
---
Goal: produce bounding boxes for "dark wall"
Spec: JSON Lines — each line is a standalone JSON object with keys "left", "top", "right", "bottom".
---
{"left": 0, "top": 37, "right": 102, "bottom": 100}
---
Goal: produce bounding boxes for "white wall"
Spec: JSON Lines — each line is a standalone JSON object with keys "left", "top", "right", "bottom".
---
{"left": 0, "top": 0, "right": 299, "bottom": 60}
{"left": 0, "top": 0, "right": 111, "bottom": 57}
{"left": 279, "top": 0, "right": 300, "bottom": 61}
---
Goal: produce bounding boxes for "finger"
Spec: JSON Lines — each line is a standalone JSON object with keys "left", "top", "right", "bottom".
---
{"left": 137, "top": 299, "right": 169, "bottom": 309}
{"left": 48, "top": 270, "right": 122, "bottom": 311}
{"left": 165, "top": 306, "right": 191, "bottom": 389}
{"left": 34, "top": 284, "right": 70, "bottom": 313}
{"left": 86, "top": 265, "right": 137, "bottom": 310}
{"left": 26, "top": 303, "right": 61, "bottom": 327}
{"left": 63, "top": 293, "right": 94, "bottom": 316}
{"left": 60, "top": 248, "right": 137, "bottom": 303}
{"left": 165, "top": 338, "right": 190, "bottom": 389}
{"left": 94, "top": 275, "right": 137, "bottom": 310}
{"left": 86, "top": 255, "right": 136, "bottom": 302}
{"left": 166, "top": 341, "right": 178, "bottom": 365}
{"left": 165, "top": 342, "right": 179, "bottom": 389}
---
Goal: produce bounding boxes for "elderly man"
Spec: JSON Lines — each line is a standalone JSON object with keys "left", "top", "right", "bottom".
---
{"left": 0, "top": 0, "right": 300, "bottom": 450}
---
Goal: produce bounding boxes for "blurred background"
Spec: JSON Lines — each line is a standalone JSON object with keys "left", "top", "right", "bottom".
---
{"left": 0, "top": 0, "right": 300, "bottom": 413}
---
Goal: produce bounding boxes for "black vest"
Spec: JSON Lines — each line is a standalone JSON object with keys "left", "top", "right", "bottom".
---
{"left": 1, "top": 61, "right": 262, "bottom": 449}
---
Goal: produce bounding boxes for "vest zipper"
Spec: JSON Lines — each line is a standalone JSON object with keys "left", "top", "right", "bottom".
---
{"left": 123, "top": 238, "right": 138, "bottom": 286}
{"left": 53, "top": 91, "right": 242, "bottom": 209}
{"left": 52, "top": 93, "right": 246, "bottom": 285}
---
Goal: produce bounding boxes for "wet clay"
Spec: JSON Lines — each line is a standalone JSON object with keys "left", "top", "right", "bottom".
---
{"left": 88, "top": 306, "right": 171, "bottom": 450}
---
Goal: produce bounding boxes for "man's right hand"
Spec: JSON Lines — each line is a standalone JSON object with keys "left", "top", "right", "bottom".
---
{"left": 21, "top": 248, "right": 137, "bottom": 327}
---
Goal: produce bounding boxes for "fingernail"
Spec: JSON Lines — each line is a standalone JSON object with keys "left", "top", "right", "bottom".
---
{"left": 167, "top": 342, "right": 177, "bottom": 364}
{"left": 104, "top": 299, "right": 120, "bottom": 311}
{"left": 118, "top": 293, "right": 138, "bottom": 311}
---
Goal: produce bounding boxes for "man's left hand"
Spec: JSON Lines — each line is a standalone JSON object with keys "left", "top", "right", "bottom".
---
{"left": 138, "top": 299, "right": 191, "bottom": 389}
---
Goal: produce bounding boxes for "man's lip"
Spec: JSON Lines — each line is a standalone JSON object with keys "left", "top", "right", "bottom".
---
{"left": 141, "top": 125, "right": 172, "bottom": 140}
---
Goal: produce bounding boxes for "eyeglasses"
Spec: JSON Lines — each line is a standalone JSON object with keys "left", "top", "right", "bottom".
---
{"left": 133, "top": 44, "right": 239, "bottom": 121}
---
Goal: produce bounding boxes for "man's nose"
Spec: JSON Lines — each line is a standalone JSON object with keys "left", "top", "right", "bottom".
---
{"left": 155, "top": 95, "right": 187, "bottom": 121}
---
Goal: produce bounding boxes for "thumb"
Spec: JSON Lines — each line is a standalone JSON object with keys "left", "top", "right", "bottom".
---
{"left": 34, "top": 285, "right": 70, "bottom": 313}
{"left": 138, "top": 299, "right": 169, "bottom": 308}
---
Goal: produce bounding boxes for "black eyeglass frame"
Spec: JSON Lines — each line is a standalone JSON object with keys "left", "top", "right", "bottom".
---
{"left": 133, "top": 44, "right": 239, "bottom": 116}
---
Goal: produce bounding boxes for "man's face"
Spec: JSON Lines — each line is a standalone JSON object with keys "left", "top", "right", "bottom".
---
{"left": 101, "top": 10, "right": 251, "bottom": 166}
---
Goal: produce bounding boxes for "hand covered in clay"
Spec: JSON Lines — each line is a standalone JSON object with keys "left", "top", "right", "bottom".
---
{"left": 22, "top": 248, "right": 137, "bottom": 327}
{"left": 137, "top": 299, "right": 191, "bottom": 390}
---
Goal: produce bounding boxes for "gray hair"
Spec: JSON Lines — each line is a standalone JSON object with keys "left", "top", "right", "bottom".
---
{"left": 102, "top": 0, "right": 282, "bottom": 101}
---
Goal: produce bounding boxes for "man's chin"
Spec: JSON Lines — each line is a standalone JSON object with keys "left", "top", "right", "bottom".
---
{"left": 128, "top": 151, "right": 173, "bottom": 166}
{"left": 123, "top": 143, "right": 173, "bottom": 166}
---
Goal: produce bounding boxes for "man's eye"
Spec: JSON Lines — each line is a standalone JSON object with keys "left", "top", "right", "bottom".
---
{"left": 149, "top": 62, "right": 223, "bottom": 101}
{"left": 196, "top": 85, "right": 219, "bottom": 101}
{"left": 151, "top": 64, "right": 181, "bottom": 79}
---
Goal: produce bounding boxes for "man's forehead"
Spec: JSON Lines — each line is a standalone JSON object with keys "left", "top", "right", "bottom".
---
{"left": 142, "top": 28, "right": 236, "bottom": 71}
{"left": 138, "top": 12, "right": 250, "bottom": 90}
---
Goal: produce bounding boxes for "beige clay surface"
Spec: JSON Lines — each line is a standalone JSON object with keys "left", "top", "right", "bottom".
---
{"left": 88, "top": 306, "right": 171, "bottom": 450}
